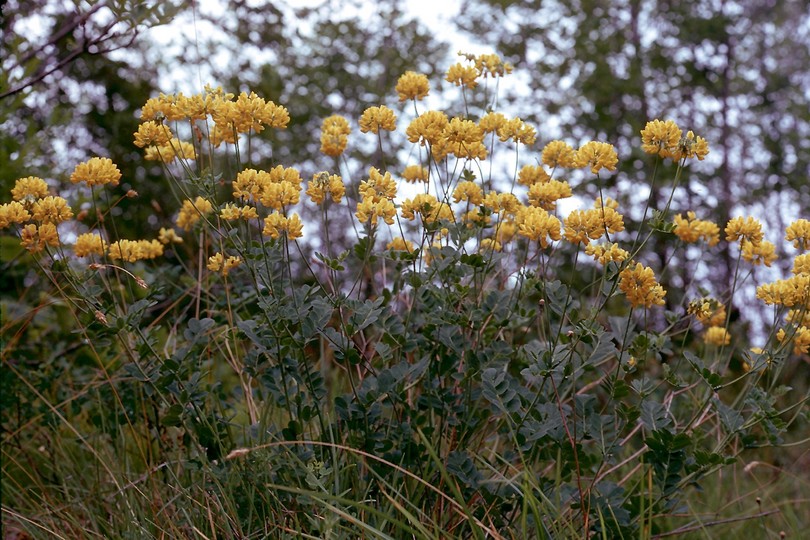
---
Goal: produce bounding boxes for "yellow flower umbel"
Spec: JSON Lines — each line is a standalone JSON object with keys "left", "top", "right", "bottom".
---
{"left": 320, "top": 115, "right": 351, "bottom": 157}
{"left": 406, "top": 111, "right": 448, "bottom": 147}
{"left": 306, "top": 172, "right": 345, "bottom": 205}
{"left": 725, "top": 216, "right": 764, "bottom": 245}
{"left": 527, "top": 180, "right": 572, "bottom": 211}
{"left": 395, "top": 71, "right": 430, "bottom": 102}
{"left": 262, "top": 212, "right": 303, "bottom": 240}
{"left": 542, "top": 141, "right": 578, "bottom": 168}
{"left": 786, "top": 219, "right": 810, "bottom": 250}
{"left": 32, "top": 196, "right": 73, "bottom": 224}
{"left": 469, "top": 52, "right": 513, "bottom": 78}
{"left": 670, "top": 130, "right": 709, "bottom": 161}
{"left": 673, "top": 212, "right": 720, "bottom": 246}
{"left": 741, "top": 239, "right": 777, "bottom": 267}
{"left": 640, "top": 119, "right": 681, "bottom": 158}
{"left": 0, "top": 201, "right": 32, "bottom": 228}
{"left": 387, "top": 237, "right": 415, "bottom": 253}
{"left": 359, "top": 106, "right": 397, "bottom": 134}
{"left": 433, "top": 117, "right": 487, "bottom": 160}
{"left": 452, "top": 181, "right": 484, "bottom": 206}
{"left": 619, "top": 262, "right": 666, "bottom": 308}
{"left": 11, "top": 176, "right": 49, "bottom": 201}
{"left": 133, "top": 121, "right": 172, "bottom": 148}
{"left": 704, "top": 326, "right": 731, "bottom": 346}
{"left": 259, "top": 166, "right": 302, "bottom": 211}
{"left": 145, "top": 139, "right": 197, "bottom": 163}
{"left": 688, "top": 298, "right": 727, "bottom": 327}
{"left": 20, "top": 223, "right": 59, "bottom": 252}
{"left": 576, "top": 141, "right": 618, "bottom": 174}
{"left": 515, "top": 206, "right": 562, "bottom": 248}
{"left": 479, "top": 112, "right": 507, "bottom": 134}
{"left": 400, "top": 193, "right": 453, "bottom": 225}
{"left": 207, "top": 252, "right": 242, "bottom": 277}
{"left": 401, "top": 164, "right": 429, "bottom": 183}
{"left": 517, "top": 165, "right": 551, "bottom": 187}
{"left": 158, "top": 227, "right": 183, "bottom": 244}
{"left": 359, "top": 167, "right": 397, "bottom": 203}
{"left": 176, "top": 196, "right": 214, "bottom": 231}
{"left": 563, "top": 206, "right": 624, "bottom": 244}
{"left": 445, "top": 62, "right": 480, "bottom": 89}
{"left": 497, "top": 117, "right": 536, "bottom": 146}
{"left": 107, "top": 239, "right": 164, "bottom": 262}
{"left": 74, "top": 232, "right": 106, "bottom": 257}
{"left": 355, "top": 198, "right": 396, "bottom": 226}
{"left": 585, "top": 243, "right": 629, "bottom": 265}
{"left": 70, "top": 157, "right": 122, "bottom": 187}
{"left": 777, "top": 326, "right": 810, "bottom": 355}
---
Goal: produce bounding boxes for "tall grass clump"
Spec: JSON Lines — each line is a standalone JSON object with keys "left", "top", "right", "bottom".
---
{"left": 2, "top": 53, "right": 808, "bottom": 539}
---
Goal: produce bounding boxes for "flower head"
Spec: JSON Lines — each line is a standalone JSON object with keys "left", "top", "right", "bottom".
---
{"left": 74, "top": 232, "right": 106, "bottom": 257}
{"left": 0, "top": 201, "right": 32, "bottom": 228}
{"left": 32, "top": 196, "right": 73, "bottom": 224}
{"left": 619, "top": 262, "right": 666, "bottom": 308}
{"left": 497, "top": 117, "right": 536, "bottom": 145}
{"left": 176, "top": 196, "right": 213, "bottom": 231}
{"left": 725, "top": 216, "right": 763, "bottom": 245}
{"left": 786, "top": 219, "right": 810, "bottom": 250}
{"left": 359, "top": 106, "right": 397, "bottom": 134}
{"left": 542, "top": 141, "right": 578, "bottom": 168}
{"left": 11, "top": 176, "right": 49, "bottom": 201}
{"left": 576, "top": 141, "right": 618, "bottom": 174}
{"left": 20, "top": 223, "right": 59, "bottom": 252}
{"left": 70, "top": 157, "right": 122, "bottom": 187}
{"left": 133, "top": 121, "right": 172, "bottom": 148}
{"left": 402, "top": 164, "right": 429, "bottom": 183}
{"left": 307, "top": 172, "right": 345, "bottom": 204}
{"left": 396, "top": 71, "right": 430, "bottom": 101}
{"left": 446, "top": 62, "right": 480, "bottom": 89}
{"left": 704, "top": 326, "right": 731, "bottom": 346}
{"left": 640, "top": 119, "right": 682, "bottom": 158}
{"left": 320, "top": 115, "right": 351, "bottom": 157}
{"left": 673, "top": 212, "right": 720, "bottom": 246}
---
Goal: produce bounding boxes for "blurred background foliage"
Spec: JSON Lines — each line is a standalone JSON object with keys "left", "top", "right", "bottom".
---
{"left": 1, "top": 0, "right": 808, "bottom": 327}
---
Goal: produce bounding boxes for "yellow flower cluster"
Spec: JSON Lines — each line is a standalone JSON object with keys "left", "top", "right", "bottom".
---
{"left": 359, "top": 106, "right": 397, "bottom": 134}
{"left": 452, "top": 181, "right": 484, "bottom": 206}
{"left": 262, "top": 212, "right": 303, "bottom": 240}
{"left": 479, "top": 112, "right": 506, "bottom": 134}
{"left": 10, "top": 176, "right": 49, "bottom": 201}
{"left": 585, "top": 242, "right": 629, "bottom": 265}
{"left": 320, "top": 115, "right": 351, "bottom": 157}
{"left": 207, "top": 252, "right": 242, "bottom": 277}
{"left": 528, "top": 180, "right": 572, "bottom": 211}
{"left": 32, "top": 196, "right": 73, "bottom": 224}
{"left": 144, "top": 138, "right": 197, "bottom": 163}
{"left": 469, "top": 52, "right": 513, "bottom": 78}
{"left": 563, "top": 204, "right": 625, "bottom": 244}
{"left": 70, "top": 157, "right": 122, "bottom": 187}
{"left": 724, "top": 216, "right": 776, "bottom": 266}
{"left": 777, "top": 326, "right": 810, "bottom": 354}
{"left": 176, "top": 196, "right": 214, "bottom": 231}
{"left": 355, "top": 198, "right": 396, "bottom": 226}
{"left": 445, "top": 62, "right": 480, "bottom": 89}
{"left": 786, "top": 219, "right": 810, "bottom": 250}
{"left": 575, "top": 141, "right": 618, "bottom": 174}
{"left": 0, "top": 201, "right": 32, "bottom": 228}
{"left": 687, "top": 298, "right": 727, "bottom": 327}
{"left": 640, "top": 119, "right": 709, "bottom": 161}
{"left": 20, "top": 223, "right": 59, "bottom": 252}
{"left": 108, "top": 239, "right": 164, "bottom": 262}
{"left": 704, "top": 326, "right": 731, "bottom": 346}
{"left": 359, "top": 167, "right": 397, "bottom": 202}
{"left": 431, "top": 118, "right": 486, "bottom": 160}
{"left": 306, "top": 172, "right": 345, "bottom": 205}
{"left": 756, "top": 274, "right": 810, "bottom": 308}
{"left": 619, "top": 262, "right": 666, "bottom": 308}
{"left": 158, "top": 227, "right": 183, "bottom": 244}
{"left": 517, "top": 165, "right": 551, "bottom": 186}
{"left": 395, "top": 71, "right": 430, "bottom": 101}
{"left": 220, "top": 203, "right": 259, "bottom": 221}
{"left": 406, "top": 111, "right": 448, "bottom": 147}
{"left": 400, "top": 193, "right": 453, "bottom": 225}
{"left": 387, "top": 237, "right": 415, "bottom": 253}
{"left": 133, "top": 121, "right": 172, "bottom": 148}
{"left": 673, "top": 211, "right": 720, "bottom": 246}
{"left": 231, "top": 166, "right": 302, "bottom": 211}
{"left": 497, "top": 117, "right": 536, "bottom": 146}
{"left": 542, "top": 141, "right": 578, "bottom": 168}
{"left": 401, "top": 164, "right": 429, "bottom": 183}
{"left": 515, "top": 206, "right": 561, "bottom": 248}
{"left": 74, "top": 232, "right": 106, "bottom": 257}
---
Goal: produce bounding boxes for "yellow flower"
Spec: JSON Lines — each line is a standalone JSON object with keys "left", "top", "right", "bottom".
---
{"left": 233, "top": 168, "right": 272, "bottom": 202}
{"left": 585, "top": 242, "right": 629, "bottom": 265}
{"left": 576, "top": 141, "right": 618, "bottom": 174}
{"left": 516, "top": 206, "right": 562, "bottom": 248}
{"left": 358, "top": 167, "right": 397, "bottom": 202}
{"left": 208, "top": 252, "right": 242, "bottom": 277}
{"left": 108, "top": 239, "right": 163, "bottom": 262}
{"left": 158, "top": 227, "right": 183, "bottom": 244}
{"left": 669, "top": 130, "right": 709, "bottom": 161}
{"left": 70, "top": 157, "right": 122, "bottom": 187}
{"left": 793, "top": 253, "right": 810, "bottom": 275}
{"left": 741, "top": 239, "right": 777, "bottom": 267}
{"left": 20, "top": 223, "right": 59, "bottom": 252}
{"left": 140, "top": 93, "right": 177, "bottom": 121}
{"left": 133, "top": 121, "right": 172, "bottom": 148}
{"left": 74, "top": 232, "right": 106, "bottom": 257}
{"left": 387, "top": 237, "right": 415, "bottom": 252}
{"left": 406, "top": 110, "right": 448, "bottom": 147}
{"left": 517, "top": 165, "right": 551, "bottom": 186}
{"left": 259, "top": 180, "right": 301, "bottom": 211}
{"left": 395, "top": 71, "right": 430, "bottom": 101}
{"left": 434, "top": 117, "right": 486, "bottom": 160}
{"left": 563, "top": 207, "right": 624, "bottom": 244}
{"left": 176, "top": 196, "right": 213, "bottom": 231}
{"left": 452, "top": 181, "right": 484, "bottom": 205}
{"left": 479, "top": 238, "right": 502, "bottom": 252}
{"left": 470, "top": 52, "right": 513, "bottom": 78}
{"left": 527, "top": 180, "right": 572, "bottom": 211}
{"left": 11, "top": 176, "right": 49, "bottom": 201}
{"left": 640, "top": 119, "right": 681, "bottom": 158}
{"left": 479, "top": 112, "right": 507, "bottom": 134}
{"left": 541, "top": 141, "right": 578, "bottom": 168}
{"left": 400, "top": 193, "right": 452, "bottom": 224}
{"left": 756, "top": 274, "right": 810, "bottom": 308}
{"left": 355, "top": 198, "right": 396, "bottom": 226}
{"left": 445, "top": 62, "right": 480, "bottom": 89}
{"left": 704, "top": 326, "right": 730, "bottom": 346}
{"left": 402, "top": 164, "right": 429, "bottom": 183}
{"left": 777, "top": 326, "right": 810, "bottom": 355}
{"left": 497, "top": 117, "right": 536, "bottom": 145}
{"left": 619, "top": 262, "right": 666, "bottom": 308}
{"left": 144, "top": 139, "right": 196, "bottom": 163}
{"left": 725, "top": 216, "right": 763, "bottom": 245}
{"left": 463, "top": 207, "right": 491, "bottom": 227}
{"left": 359, "top": 106, "right": 397, "bottom": 134}
{"left": 688, "top": 298, "right": 727, "bottom": 327}
{"left": 496, "top": 219, "right": 518, "bottom": 245}
{"left": 320, "top": 115, "right": 351, "bottom": 157}
{"left": 220, "top": 203, "right": 244, "bottom": 221}
{"left": 307, "top": 172, "right": 345, "bottom": 204}
{"left": 673, "top": 211, "right": 720, "bottom": 246}
{"left": 786, "top": 219, "right": 810, "bottom": 250}
{"left": 31, "top": 196, "right": 73, "bottom": 224}
{"left": 0, "top": 201, "right": 32, "bottom": 228}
